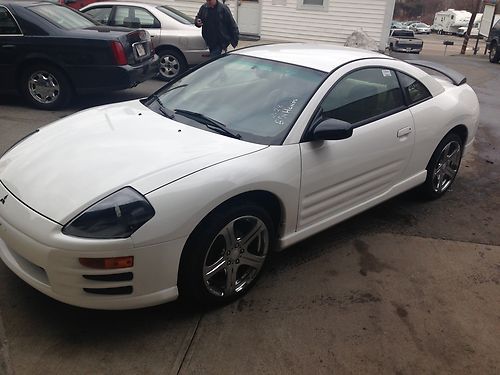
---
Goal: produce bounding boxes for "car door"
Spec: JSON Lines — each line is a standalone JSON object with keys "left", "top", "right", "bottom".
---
{"left": 111, "top": 6, "right": 162, "bottom": 48}
{"left": 298, "top": 67, "right": 415, "bottom": 230}
{"left": 0, "top": 5, "right": 22, "bottom": 92}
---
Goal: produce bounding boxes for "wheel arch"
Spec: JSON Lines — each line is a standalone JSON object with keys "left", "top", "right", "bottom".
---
{"left": 426, "top": 124, "right": 467, "bottom": 170}
{"left": 187, "top": 190, "right": 285, "bottom": 246}
{"left": 155, "top": 45, "right": 187, "bottom": 63}
{"left": 17, "top": 58, "right": 75, "bottom": 92}
{"left": 448, "top": 124, "right": 468, "bottom": 146}
{"left": 177, "top": 189, "right": 285, "bottom": 297}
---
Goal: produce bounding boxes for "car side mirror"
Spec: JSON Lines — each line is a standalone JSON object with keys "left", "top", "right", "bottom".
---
{"left": 308, "top": 118, "right": 353, "bottom": 141}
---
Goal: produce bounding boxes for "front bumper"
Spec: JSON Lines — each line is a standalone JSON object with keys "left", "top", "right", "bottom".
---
{"left": 0, "top": 181, "right": 183, "bottom": 310}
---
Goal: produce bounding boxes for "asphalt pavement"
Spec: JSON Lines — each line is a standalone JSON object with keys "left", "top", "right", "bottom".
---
{"left": 0, "top": 34, "right": 499, "bottom": 374}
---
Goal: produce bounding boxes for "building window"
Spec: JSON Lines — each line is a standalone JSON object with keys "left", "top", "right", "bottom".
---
{"left": 298, "top": 0, "right": 328, "bottom": 11}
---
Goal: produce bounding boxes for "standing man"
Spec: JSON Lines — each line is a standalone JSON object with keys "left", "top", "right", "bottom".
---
{"left": 195, "top": 0, "right": 239, "bottom": 57}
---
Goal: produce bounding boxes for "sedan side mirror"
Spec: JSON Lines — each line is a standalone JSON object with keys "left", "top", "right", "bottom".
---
{"left": 308, "top": 118, "right": 353, "bottom": 141}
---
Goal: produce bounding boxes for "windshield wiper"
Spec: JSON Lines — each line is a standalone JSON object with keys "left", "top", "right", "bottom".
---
{"left": 174, "top": 109, "right": 241, "bottom": 139}
{"left": 151, "top": 94, "right": 175, "bottom": 119}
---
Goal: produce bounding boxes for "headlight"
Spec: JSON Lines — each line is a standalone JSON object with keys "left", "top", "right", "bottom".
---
{"left": 62, "top": 187, "right": 155, "bottom": 239}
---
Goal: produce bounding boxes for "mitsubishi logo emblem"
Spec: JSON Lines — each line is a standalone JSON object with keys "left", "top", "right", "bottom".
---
{"left": 0, "top": 195, "right": 7, "bottom": 204}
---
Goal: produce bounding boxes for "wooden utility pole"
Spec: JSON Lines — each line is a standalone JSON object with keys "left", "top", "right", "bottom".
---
{"left": 461, "top": 0, "right": 482, "bottom": 54}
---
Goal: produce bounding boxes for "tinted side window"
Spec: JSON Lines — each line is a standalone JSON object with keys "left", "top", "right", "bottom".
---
{"left": 84, "top": 6, "right": 113, "bottom": 24}
{"left": 0, "top": 6, "right": 21, "bottom": 35}
{"left": 320, "top": 68, "right": 405, "bottom": 124}
{"left": 494, "top": 20, "right": 500, "bottom": 31}
{"left": 397, "top": 72, "right": 431, "bottom": 104}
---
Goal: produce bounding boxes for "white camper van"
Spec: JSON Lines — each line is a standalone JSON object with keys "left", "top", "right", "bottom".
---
{"left": 458, "top": 13, "right": 482, "bottom": 37}
{"left": 432, "top": 9, "right": 471, "bottom": 35}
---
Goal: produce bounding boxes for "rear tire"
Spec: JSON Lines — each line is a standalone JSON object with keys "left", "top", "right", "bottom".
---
{"left": 178, "top": 203, "right": 275, "bottom": 307}
{"left": 21, "top": 64, "right": 72, "bottom": 110}
{"left": 157, "top": 49, "right": 187, "bottom": 81}
{"left": 489, "top": 42, "right": 500, "bottom": 63}
{"left": 420, "top": 133, "right": 463, "bottom": 200}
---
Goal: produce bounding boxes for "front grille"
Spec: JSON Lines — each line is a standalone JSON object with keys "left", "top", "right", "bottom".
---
{"left": 84, "top": 286, "right": 133, "bottom": 295}
{"left": 83, "top": 272, "right": 133, "bottom": 282}
{"left": 10, "top": 250, "right": 50, "bottom": 286}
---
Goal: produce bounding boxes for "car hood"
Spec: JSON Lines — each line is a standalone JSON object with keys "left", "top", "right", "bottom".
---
{"left": 0, "top": 100, "right": 266, "bottom": 224}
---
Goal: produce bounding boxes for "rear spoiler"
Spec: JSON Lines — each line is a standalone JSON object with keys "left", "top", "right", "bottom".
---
{"left": 404, "top": 59, "right": 466, "bottom": 86}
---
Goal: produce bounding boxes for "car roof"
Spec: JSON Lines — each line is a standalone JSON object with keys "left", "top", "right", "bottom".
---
{"left": 82, "top": 1, "right": 164, "bottom": 8}
{"left": 233, "top": 43, "right": 392, "bottom": 73}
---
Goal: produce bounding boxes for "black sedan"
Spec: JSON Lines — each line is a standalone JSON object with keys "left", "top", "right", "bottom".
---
{"left": 0, "top": 1, "right": 159, "bottom": 109}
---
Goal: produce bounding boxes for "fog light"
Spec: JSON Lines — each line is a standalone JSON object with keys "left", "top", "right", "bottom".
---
{"left": 79, "top": 256, "right": 134, "bottom": 269}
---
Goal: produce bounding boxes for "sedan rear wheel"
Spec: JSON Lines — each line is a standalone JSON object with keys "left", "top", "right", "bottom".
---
{"left": 179, "top": 203, "right": 274, "bottom": 306}
{"left": 158, "top": 49, "right": 187, "bottom": 81}
{"left": 21, "top": 64, "right": 72, "bottom": 110}
{"left": 421, "top": 133, "right": 463, "bottom": 199}
{"left": 489, "top": 42, "right": 500, "bottom": 63}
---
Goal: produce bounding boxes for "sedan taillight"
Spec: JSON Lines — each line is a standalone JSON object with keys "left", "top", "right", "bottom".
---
{"left": 111, "top": 41, "right": 127, "bottom": 65}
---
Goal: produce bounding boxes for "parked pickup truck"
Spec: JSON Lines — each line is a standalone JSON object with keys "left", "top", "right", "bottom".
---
{"left": 388, "top": 29, "right": 423, "bottom": 53}
{"left": 486, "top": 19, "right": 500, "bottom": 63}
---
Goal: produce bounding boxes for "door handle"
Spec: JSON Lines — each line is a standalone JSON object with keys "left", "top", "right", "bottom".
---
{"left": 397, "top": 126, "right": 412, "bottom": 138}
{"left": 1, "top": 45, "right": 15, "bottom": 49}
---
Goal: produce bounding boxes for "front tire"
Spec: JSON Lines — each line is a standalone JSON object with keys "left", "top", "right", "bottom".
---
{"left": 489, "top": 42, "right": 500, "bottom": 63}
{"left": 420, "top": 133, "right": 463, "bottom": 200}
{"left": 21, "top": 64, "right": 72, "bottom": 110}
{"left": 178, "top": 203, "right": 274, "bottom": 306}
{"left": 157, "top": 49, "right": 187, "bottom": 81}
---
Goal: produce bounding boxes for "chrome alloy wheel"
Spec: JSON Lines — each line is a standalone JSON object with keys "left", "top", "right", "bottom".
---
{"left": 28, "top": 70, "right": 60, "bottom": 104}
{"left": 431, "top": 140, "right": 461, "bottom": 193}
{"left": 159, "top": 54, "right": 180, "bottom": 79}
{"left": 203, "top": 215, "right": 269, "bottom": 297}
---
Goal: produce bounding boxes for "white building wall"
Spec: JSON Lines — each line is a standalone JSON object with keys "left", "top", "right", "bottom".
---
{"left": 153, "top": 0, "right": 237, "bottom": 19}
{"left": 162, "top": 0, "right": 394, "bottom": 49}
{"left": 260, "top": 0, "right": 394, "bottom": 47}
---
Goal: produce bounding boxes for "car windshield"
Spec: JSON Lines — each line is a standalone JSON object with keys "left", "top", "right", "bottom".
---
{"left": 29, "top": 4, "right": 98, "bottom": 29}
{"left": 415, "top": 23, "right": 427, "bottom": 27}
{"left": 147, "top": 54, "right": 326, "bottom": 145}
{"left": 156, "top": 5, "right": 193, "bottom": 24}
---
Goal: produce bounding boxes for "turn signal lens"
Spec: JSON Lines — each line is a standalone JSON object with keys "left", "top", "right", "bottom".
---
{"left": 79, "top": 256, "right": 134, "bottom": 269}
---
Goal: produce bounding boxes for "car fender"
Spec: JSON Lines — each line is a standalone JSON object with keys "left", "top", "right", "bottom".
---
{"left": 407, "top": 83, "right": 479, "bottom": 176}
{"left": 131, "top": 144, "right": 301, "bottom": 248}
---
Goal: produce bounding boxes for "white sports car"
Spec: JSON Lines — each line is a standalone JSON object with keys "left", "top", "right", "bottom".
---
{"left": 0, "top": 44, "right": 479, "bottom": 309}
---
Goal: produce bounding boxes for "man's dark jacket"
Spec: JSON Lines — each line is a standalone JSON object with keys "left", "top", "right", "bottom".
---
{"left": 195, "top": 1, "right": 239, "bottom": 49}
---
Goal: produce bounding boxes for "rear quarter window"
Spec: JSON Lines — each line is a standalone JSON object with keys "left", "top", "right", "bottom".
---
{"left": 397, "top": 72, "right": 432, "bottom": 105}
{"left": 0, "top": 6, "right": 21, "bottom": 34}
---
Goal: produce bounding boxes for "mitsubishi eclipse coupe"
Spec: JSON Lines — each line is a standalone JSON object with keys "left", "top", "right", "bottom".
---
{"left": 0, "top": 44, "right": 479, "bottom": 309}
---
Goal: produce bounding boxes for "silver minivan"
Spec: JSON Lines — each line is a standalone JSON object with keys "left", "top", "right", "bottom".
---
{"left": 81, "top": 1, "right": 210, "bottom": 80}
